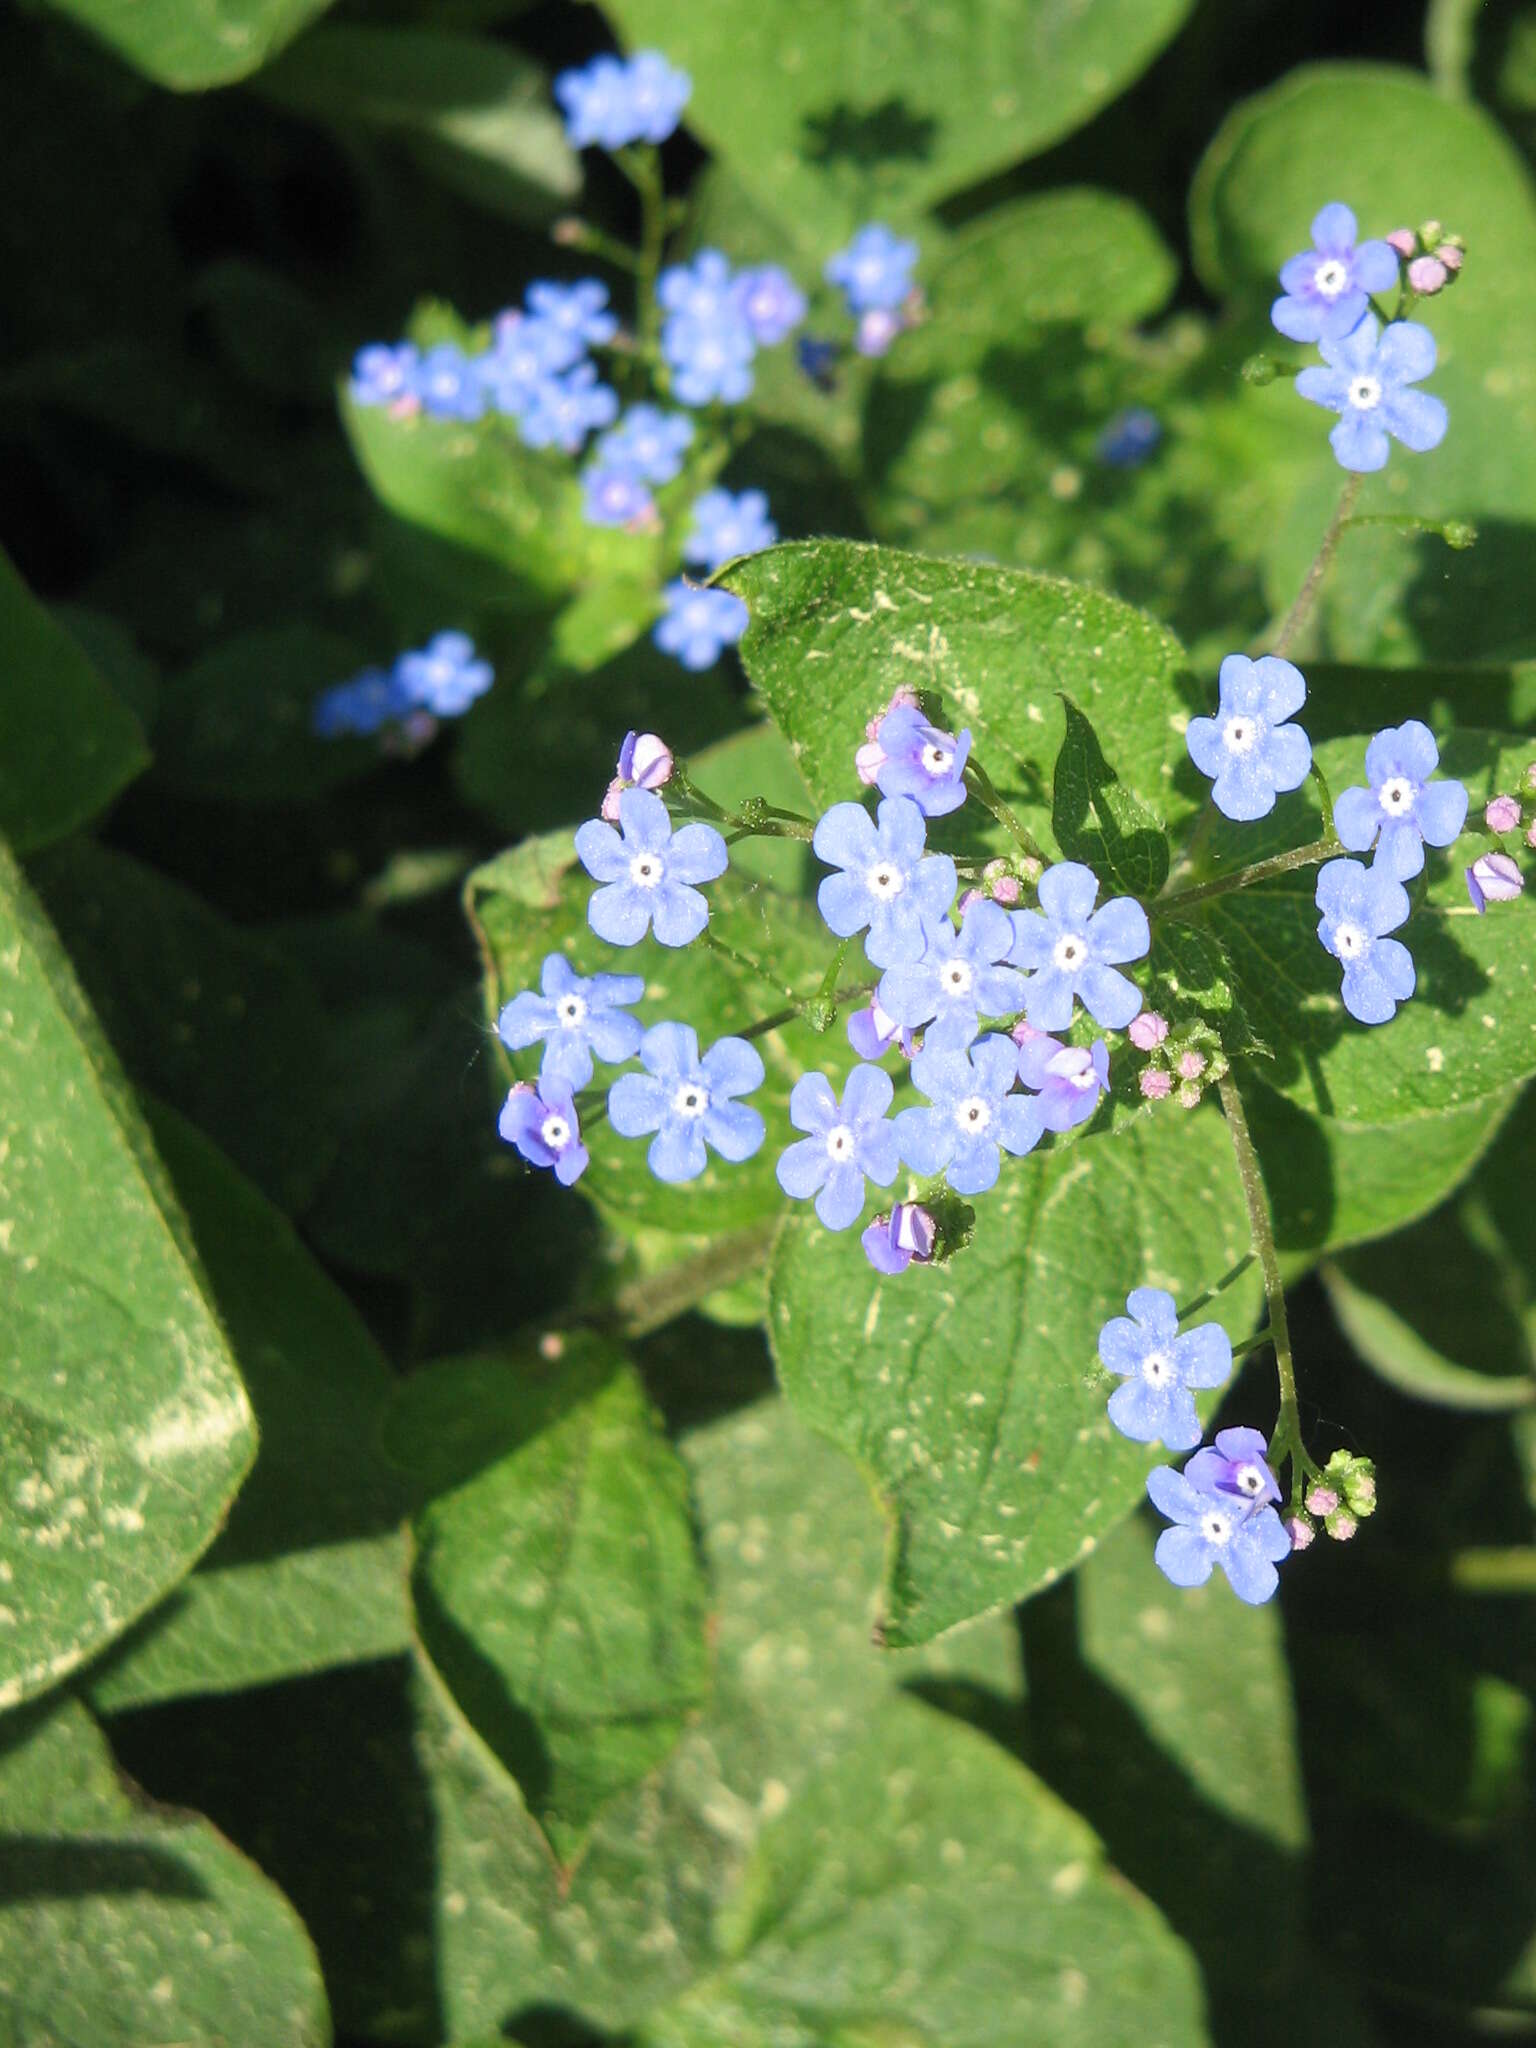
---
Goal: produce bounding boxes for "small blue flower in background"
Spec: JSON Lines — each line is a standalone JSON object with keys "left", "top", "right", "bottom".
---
{"left": 1147, "top": 1429, "right": 1291, "bottom": 1604}
{"left": 733, "top": 265, "right": 807, "bottom": 346}
{"left": 813, "top": 795, "right": 957, "bottom": 968}
{"left": 350, "top": 342, "right": 420, "bottom": 408}
{"left": 1295, "top": 317, "right": 1448, "bottom": 473}
{"left": 866, "top": 703, "right": 971, "bottom": 817}
{"left": 415, "top": 344, "right": 486, "bottom": 421}
{"left": 1009, "top": 862, "right": 1149, "bottom": 1032}
{"left": 862, "top": 1201, "right": 937, "bottom": 1275}
{"left": 1186, "top": 653, "right": 1312, "bottom": 822}
{"left": 1315, "top": 858, "right": 1415, "bottom": 1025}
{"left": 654, "top": 581, "right": 749, "bottom": 670}
{"left": 876, "top": 897, "right": 1025, "bottom": 1051}
{"left": 608, "top": 1022, "right": 764, "bottom": 1182}
{"left": 1271, "top": 203, "right": 1399, "bottom": 344}
{"left": 582, "top": 466, "right": 654, "bottom": 528}
{"left": 496, "top": 954, "right": 644, "bottom": 1090}
{"left": 498, "top": 1080, "right": 589, "bottom": 1186}
{"left": 595, "top": 405, "right": 694, "bottom": 484}
{"left": 1015, "top": 1030, "right": 1110, "bottom": 1133}
{"left": 682, "top": 488, "right": 777, "bottom": 572}
{"left": 1097, "top": 1286, "right": 1233, "bottom": 1452}
{"left": 846, "top": 997, "right": 915, "bottom": 1061}
{"left": 481, "top": 314, "right": 582, "bottom": 412}
{"left": 854, "top": 308, "right": 904, "bottom": 359}
{"left": 662, "top": 310, "right": 756, "bottom": 405}
{"left": 826, "top": 224, "right": 918, "bottom": 312}
{"left": 555, "top": 49, "right": 691, "bottom": 150}
{"left": 518, "top": 361, "right": 620, "bottom": 451}
{"left": 797, "top": 336, "right": 841, "bottom": 391}
{"left": 1096, "top": 407, "right": 1162, "bottom": 468}
{"left": 1332, "top": 720, "right": 1468, "bottom": 879}
{"left": 658, "top": 249, "right": 737, "bottom": 323}
{"left": 776, "top": 1066, "right": 901, "bottom": 1228}
{"left": 525, "top": 279, "right": 618, "bottom": 351}
{"left": 396, "top": 632, "right": 493, "bottom": 716}
{"left": 574, "top": 786, "right": 728, "bottom": 947}
{"left": 312, "top": 665, "right": 412, "bottom": 738}
{"left": 893, "top": 1035, "right": 1040, "bottom": 1195}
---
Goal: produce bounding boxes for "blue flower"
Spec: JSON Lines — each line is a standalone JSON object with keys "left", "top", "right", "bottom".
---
{"left": 1097, "top": 1287, "right": 1233, "bottom": 1452}
{"left": 525, "top": 279, "right": 617, "bottom": 351}
{"left": 574, "top": 787, "right": 727, "bottom": 948}
{"left": 1295, "top": 317, "right": 1448, "bottom": 473}
{"left": 797, "top": 336, "right": 841, "bottom": 391}
{"left": 517, "top": 362, "right": 620, "bottom": 452}
{"left": 582, "top": 466, "right": 654, "bottom": 528}
{"left": 396, "top": 632, "right": 493, "bottom": 716}
{"left": 1009, "top": 863, "right": 1148, "bottom": 1032}
{"left": 312, "top": 665, "right": 411, "bottom": 737}
{"left": 594, "top": 405, "right": 694, "bottom": 484}
{"left": 813, "top": 796, "right": 957, "bottom": 968}
{"left": 862, "top": 1201, "right": 936, "bottom": 1275}
{"left": 1147, "top": 1430, "right": 1291, "bottom": 1605}
{"left": 1186, "top": 654, "right": 1312, "bottom": 823}
{"left": 662, "top": 310, "right": 756, "bottom": 406}
{"left": 825, "top": 224, "right": 918, "bottom": 312}
{"left": 846, "top": 997, "right": 915, "bottom": 1061}
{"left": 1315, "top": 858, "right": 1415, "bottom": 1025}
{"left": 1332, "top": 720, "right": 1468, "bottom": 880}
{"left": 682, "top": 489, "right": 777, "bottom": 572}
{"left": 555, "top": 49, "right": 691, "bottom": 150}
{"left": 776, "top": 1066, "right": 900, "bottom": 1229}
{"left": 608, "top": 1023, "right": 764, "bottom": 1182}
{"left": 1271, "top": 203, "right": 1399, "bottom": 345}
{"left": 415, "top": 344, "right": 486, "bottom": 421}
{"left": 893, "top": 1035, "right": 1040, "bottom": 1195}
{"left": 868, "top": 703, "right": 971, "bottom": 817}
{"left": 658, "top": 250, "right": 737, "bottom": 323}
{"left": 1096, "top": 407, "right": 1162, "bottom": 468}
{"left": 653, "top": 582, "right": 749, "bottom": 671}
{"left": 498, "top": 1080, "right": 588, "bottom": 1186}
{"left": 733, "top": 265, "right": 807, "bottom": 345}
{"left": 1015, "top": 1031, "right": 1110, "bottom": 1133}
{"left": 876, "top": 897, "right": 1025, "bottom": 1051}
{"left": 496, "top": 954, "right": 644, "bottom": 1090}
{"left": 350, "top": 342, "right": 419, "bottom": 407}
{"left": 481, "top": 314, "right": 582, "bottom": 411}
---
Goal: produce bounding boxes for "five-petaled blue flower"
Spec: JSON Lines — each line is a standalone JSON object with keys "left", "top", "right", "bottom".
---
{"left": 350, "top": 342, "right": 419, "bottom": 408}
{"left": 1147, "top": 1428, "right": 1291, "bottom": 1605}
{"left": 776, "top": 1066, "right": 900, "bottom": 1229}
{"left": 870, "top": 704, "right": 971, "bottom": 818}
{"left": 1098, "top": 1287, "right": 1233, "bottom": 1452}
{"left": 733, "top": 265, "right": 807, "bottom": 345}
{"left": 1271, "top": 203, "right": 1399, "bottom": 345}
{"left": 555, "top": 50, "right": 691, "bottom": 150}
{"left": 1015, "top": 1031, "right": 1110, "bottom": 1134}
{"left": 497, "top": 955, "right": 644, "bottom": 1091}
{"left": 658, "top": 250, "right": 737, "bottom": 323}
{"left": 583, "top": 467, "right": 654, "bottom": 528}
{"left": 1315, "top": 857, "right": 1415, "bottom": 1025}
{"left": 814, "top": 795, "right": 957, "bottom": 968}
{"left": 518, "top": 362, "right": 620, "bottom": 452}
{"left": 608, "top": 1022, "right": 764, "bottom": 1183}
{"left": 415, "top": 344, "right": 486, "bottom": 421}
{"left": 1009, "top": 862, "right": 1149, "bottom": 1032}
{"left": 876, "top": 897, "right": 1025, "bottom": 1051}
{"left": 1332, "top": 721, "right": 1468, "bottom": 880}
{"left": 312, "top": 665, "right": 411, "bottom": 737}
{"left": 826, "top": 224, "right": 918, "bottom": 312}
{"left": 1295, "top": 316, "right": 1448, "bottom": 474}
{"left": 481, "top": 314, "right": 581, "bottom": 412}
{"left": 1186, "top": 654, "right": 1312, "bottom": 823}
{"left": 653, "top": 581, "right": 749, "bottom": 671}
{"left": 575, "top": 787, "right": 728, "bottom": 948}
{"left": 397, "top": 632, "right": 493, "bottom": 716}
{"left": 894, "top": 1035, "right": 1040, "bottom": 1194}
{"left": 498, "top": 1080, "right": 589, "bottom": 1186}
{"left": 683, "top": 489, "right": 777, "bottom": 572}
{"left": 1096, "top": 406, "right": 1162, "bottom": 468}
{"left": 525, "top": 279, "right": 617, "bottom": 351}
{"left": 662, "top": 310, "right": 755, "bottom": 406}
{"left": 595, "top": 405, "right": 694, "bottom": 483}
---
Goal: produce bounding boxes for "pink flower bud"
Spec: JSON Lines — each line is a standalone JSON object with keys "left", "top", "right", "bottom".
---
{"left": 855, "top": 739, "right": 887, "bottom": 784}
{"left": 1386, "top": 227, "right": 1416, "bottom": 258}
{"left": 621, "top": 731, "right": 674, "bottom": 789}
{"left": 1485, "top": 794, "right": 1522, "bottom": 833}
{"left": 1527, "top": 823, "right": 1536, "bottom": 851}
{"left": 983, "top": 859, "right": 1021, "bottom": 906}
{"left": 553, "top": 216, "right": 585, "bottom": 246}
{"left": 1285, "top": 1515, "right": 1316, "bottom": 1553}
{"left": 1128, "top": 1011, "right": 1169, "bottom": 1050}
{"left": 1177, "top": 1079, "right": 1201, "bottom": 1108}
{"left": 600, "top": 776, "right": 626, "bottom": 823}
{"left": 855, "top": 307, "right": 903, "bottom": 358}
{"left": 1139, "top": 1068, "right": 1172, "bottom": 1100}
{"left": 1408, "top": 255, "right": 1448, "bottom": 295}
{"left": 958, "top": 889, "right": 984, "bottom": 917}
{"left": 1351, "top": 1473, "right": 1376, "bottom": 1508}
{"left": 1466, "top": 851, "right": 1525, "bottom": 912}
{"left": 1305, "top": 1485, "right": 1339, "bottom": 1517}
{"left": 1439, "top": 242, "right": 1464, "bottom": 273}
{"left": 1177, "top": 1050, "right": 1207, "bottom": 1080}
{"left": 1327, "top": 1510, "right": 1358, "bottom": 1541}
{"left": 1011, "top": 1018, "right": 1049, "bottom": 1050}
{"left": 387, "top": 394, "right": 422, "bottom": 421}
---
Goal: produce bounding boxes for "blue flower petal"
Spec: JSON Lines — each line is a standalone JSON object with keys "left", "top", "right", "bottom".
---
{"left": 1154, "top": 1526, "right": 1216, "bottom": 1589}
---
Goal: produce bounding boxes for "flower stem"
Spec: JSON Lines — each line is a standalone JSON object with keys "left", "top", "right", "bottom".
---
{"left": 1271, "top": 471, "right": 1364, "bottom": 658}
{"left": 1152, "top": 833, "right": 1339, "bottom": 918}
{"left": 1174, "top": 1250, "right": 1256, "bottom": 1323}
{"left": 704, "top": 927, "right": 802, "bottom": 1005}
{"left": 964, "top": 760, "right": 1047, "bottom": 864}
{"left": 621, "top": 144, "right": 668, "bottom": 391}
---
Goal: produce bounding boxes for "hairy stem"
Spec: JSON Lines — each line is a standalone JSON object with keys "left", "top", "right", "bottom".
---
{"left": 1153, "top": 833, "right": 1339, "bottom": 918}
{"left": 704, "top": 926, "right": 799, "bottom": 1003}
{"left": 1271, "top": 471, "right": 1364, "bottom": 658}
{"left": 963, "top": 760, "right": 1047, "bottom": 864}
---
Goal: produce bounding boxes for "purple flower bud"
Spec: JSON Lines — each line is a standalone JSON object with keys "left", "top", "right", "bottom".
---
{"left": 1527, "top": 823, "right": 1536, "bottom": 850}
{"left": 847, "top": 998, "right": 913, "bottom": 1062}
{"left": 855, "top": 307, "right": 903, "bottom": 357}
{"left": 1351, "top": 1473, "right": 1376, "bottom": 1508}
{"left": 1407, "top": 254, "right": 1448, "bottom": 295}
{"left": 1327, "top": 1509, "right": 1358, "bottom": 1541}
{"left": 1386, "top": 227, "right": 1416, "bottom": 258}
{"left": 1128, "top": 1011, "right": 1169, "bottom": 1050}
{"left": 861, "top": 1201, "right": 936, "bottom": 1275}
{"left": 983, "top": 861, "right": 1021, "bottom": 906}
{"left": 1485, "top": 794, "right": 1522, "bottom": 833}
{"left": 600, "top": 776, "right": 625, "bottom": 823}
{"left": 1440, "top": 242, "right": 1464, "bottom": 272}
{"left": 1305, "top": 1484, "right": 1339, "bottom": 1517}
{"left": 1466, "top": 850, "right": 1525, "bottom": 912}
{"left": 1177, "top": 1079, "right": 1202, "bottom": 1108}
{"left": 957, "top": 888, "right": 984, "bottom": 917}
{"left": 864, "top": 687, "right": 920, "bottom": 742}
{"left": 855, "top": 739, "right": 885, "bottom": 785}
{"left": 618, "top": 730, "right": 674, "bottom": 790}
{"left": 1526, "top": 761, "right": 1536, "bottom": 794}
{"left": 1139, "top": 1068, "right": 1172, "bottom": 1101}
{"left": 1285, "top": 1514, "right": 1316, "bottom": 1552}
{"left": 1177, "top": 1050, "right": 1207, "bottom": 1080}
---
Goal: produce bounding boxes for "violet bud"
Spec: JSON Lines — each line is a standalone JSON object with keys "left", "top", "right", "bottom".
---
{"left": 1285, "top": 1514, "right": 1316, "bottom": 1553}
{"left": 1326, "top": 1508, "right": 1358, "bottom": 1541}
{"left": 957, "top": 888, "right": 984, "bottom": 917}
{"left": 620, "top": 730, "right": 674, "bottom": 790}
{"left": 1305, "top": 1485, "right": 1339, "bottom": 1517}
{"left": 1128, "top": 1011, "right": 1169, "bottom": 1050}
{"left": 1176, "top": 1079, "right": 1201, "bottom": 1108}
{"left": 1407, "top": 254, "right": 1448, "bottom": 296}
{"left": 1485, "top": 794, "right": 1522, "bottom": 833}
{"left": 1139, "top": 1068, "right": 1172, "bottom": 1100}
{"left": 1466, "top": 851, "right": 1524, "bottom": 913}
{"left": 1527, "top": 822, "right": 1536, "bottom": 851}
{"left": 1439, "top": 242, "right": 1464, "bottom": 274}
{"left": 1177, "top": 1049, "right": 1207, "bottom": 1081}
{"left": 855, "top": 307, "right": 903, "bottom": 358}
{"left": 854, "top": 738, "right": 886, "bottom": 785}
{"left": 600, "top": 776, "right": 626, "bottom": 824}
{"left": 1386, "top": 227, "right": 1416, "bottom": 258}
{"left": 892, "top": 1200, "right": 937, "bottom": 1261}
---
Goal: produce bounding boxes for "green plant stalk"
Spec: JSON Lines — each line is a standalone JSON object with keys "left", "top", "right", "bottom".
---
{"left": 1153, "top": 833, "right": 1339, "bottom": 918}
{"left": 1271, "top": 470, "right": 1364, "bottom": 657}
{"left": 964, "top": 759, "right": 1047, "bottom": 864}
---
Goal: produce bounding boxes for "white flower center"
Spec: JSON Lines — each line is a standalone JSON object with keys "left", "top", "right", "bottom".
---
{"left": 1052, "top": 933, "right": 1087, "bottom": 972}
{"left": 825, "top": 1123, "right": 855, "bottom": 1162}
{"left": 1142, "top": 1349, "right": 1172, "bottom": 1386}
{"left": 955, "top": 1094, "right": 991, "bottom": 1135}
{"left": 920, "top": 742, "right": 953, "bottom": 776}
{"left": 1314, "top": 257, "right": 1350, "bottom": 299}
{"left": 630, "top": 852, "right": 666, "bottom": 889}
{"left": 1348, "top": 374, "right": 1382, "bottom": 411}
{"left": 1222, "top": 714, "right": 1261, "bottom": 757}
{"left": 1066, "top": 1062, "right": 1098, "bottom": 1093}
{"left": 540, "top": 1114, "right": 571, "bottom": 1149}
{"left": 1200, "top": 1510, "right": 1233, "bottom": 1547}
{"left": 1332, "top": 919, "right": 1367, "bottom": 961}
{"left": 556, "top": 994, "right": 588, "bottom": 1028}
{"left": 866, "top": 862, "right": 906, "bottom": 901}
{"left": 941, "top": 959, "right": 974, "bottom": 998}
{"left": 1379, "top": 775, "right": 1414, "bottom": 815}
{"left": 1234, "top": 1463, "right": 1267, "bottom": 1498}
{"left": 672, "top": 1082, "right": 710, "bottom": 1119}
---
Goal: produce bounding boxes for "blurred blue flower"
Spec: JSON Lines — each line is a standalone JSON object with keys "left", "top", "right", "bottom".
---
{"left": 653, "top": 581, "right": 749, "bottom": 670}
{"left": 555, "top": 49, "right": 691, "bottom": 150}
{"left": 582, "top": 466, "right": 654, "bottom": 527}
{"left": 1096, "top": 406, "right": 1162, "bottom": 468}
{"left": 733, "top": 265, "right": 807, "bottom": 345}
{"left": 525, "top": 279, "right": 618, "bottom": 350}
{"left": 517, "top": 362, "right": 620, "bottom": 451}
{"left": 682, "top": 488, "right": 777, "bottom": 571}
{"left": 415, "top": 344, "right": 486, "bottom": 421}
{"left": 350, "top": 342, "right": 420, "bottom": 407}
{"left": 396, "top": 632, "right": 493, "bottom": 716}
{"left": 595, "top": 405, "right": 694, "bottom": 483}
{"left": 826, "top": 224, "right": 918, "bottom": 312}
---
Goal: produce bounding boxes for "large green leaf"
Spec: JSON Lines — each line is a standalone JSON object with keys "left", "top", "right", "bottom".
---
{"left": 0, "top": 1696, "right": 327, "bottom": 2046}
{"left": 769, "top": 1101, "right": 1264, "bottom": 1645}
{"left": 40, "top": 0, "right": 336, "bottom": 88}
{"left": 0, "top": 845, "right": 253, "bottom": 1710}
{"left": 603, "top": 0, "right": 1195, "bottom": 253}
{"left": 0, "top": 547, "right": 148, "bottom": 854}
{"left": 1052, "top": 694, "right": 1171, "bottom": 897}
{"left": 86, "top": 1106, "right": 410, "bottom": 1713}
{"left": 385, "top": 1339, "right": 710, "bottom": 1862}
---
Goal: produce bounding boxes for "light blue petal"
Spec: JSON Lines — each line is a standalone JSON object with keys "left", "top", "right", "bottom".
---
{"left": 1363, "top": 868, "right": 1411, "bottom": 932}
{"left": 1332, "top": 784, "right": 1381, "bottom": 852}
{"left": 1310, "top": 202, "right": 1357, "bottom": 253}
{"left": 877, "top": 960, "right": 940, "bottom": 1028}
{"left": 1173, "top": 1321, "right": 1234, "bottom": 1390}
{"left": 1125, "top": 1287, "right": 1178, "bottom": 1340}
{"left": 866, "top": 899, "right": 930, "bottom": 969}
{"left": 650, "top": 882, "right": 710, "bottom": 947}
{"left": 842, "top": 1062, "right": 895, "bottom": 1127}
{"left": 640, "top": 1020, "right": 699, "bottom": 1079}
{"left": 1008, "top": 909, "right": 1053, "bottom": 971}
{"left": 1314, "top": 857, "right": 1368, "bottom": 922}
{"left": 585, "top": 1012, "right": 643, "bottom": 1065}
{"left": 1087, "top": 896, "right": 1150, "bottom": 966}
{"left": 813, "top": 800, "right": 879, "bottom": 871}
{"left": 587, "top": 882, "right": 652, "bottom": 946}
{"left": 704, "top": 1100, "right": 765, "bottom": 1163}
{"left": 1221, "top": 1535, "right": 1281, "bottom": 1606}
{"left": 498, "top": 991, "right": 556, "bottom": 1051}
{"left": 1154, "top": 1527, "right": 1216, "bottom": 1589}
{"left": 1252, "top": 654, "right": 1307, "bottom": 725}
{"left": 894, "top": 1105, "right": 952, "bottom": 1175}
{"left": 667, "top": 822, "right": 730, "bottom": 884}
{"left": 1415, "top": 776, "right": 1468, "bottom": 847}
{"left": 1330, "top": 412, "right": 1389, "bottom": 473}
{"left": 1370, "top": 718, "right": 1437, "bottom": 783}
{"left": 1265, "top": 721, "right": 1313, "bottom": 794}
{"left": 996, "top": 1095, "right": 1042, "bottom": 1158}
{"left": 1098, "top": 1314, "right": 1147, "bottom": 1377}
{"left": 1077, "top": 960, "right": 1141, "bottom": 1031}
{"left": 701, "top": 1037, "right": 765, "bottom": 1098}
{"left": 553, "top": 1141, "right": 589, "bottom": 1187}
{"left": 911, "top": 854, "right": 959, "bottom": 924}
{"left": 608, "top": 1072, "right": 667, "bottom": 1137}
{"left": 588, "top": 971, "right": 645, "bottom": 1009}
{"left": 958, "top": 897, "right": 1013, "bottom": 961}
{"left": 1375, "top": 318, "right": 1436, "bottom": 385}
{"left": 777, "top": 1134, "right": 830, "bottom": 1200}
{"left": 1022, "top": 964, "right": 1077, "bottom": 1033}
{"left": 1340, "top": 955, "right": 1401, "bottom": 1025}
{"left": 539, "top": 1036, "right": 595, "bottom": 1091}
{"left": 858, "top": 1119, "right": 901, "bottom": 1186}
{"left": 909, "top": 1046, "right": 971, "bottom": 1108}
{"left": 1107, "top": 1378, "right": 1167, "bottom": 1443}
{"left": 650, "top": 1120, "right": 708, "bottom": 1182}
{"left": 1037, "top": 861, "right": 1099, "bottom": 926}
{"left": 619, "top": 785, "right": 673, "bottom": 851}
{"left": 1185, "top": 716, "right": 1227, "bottom": 780}
{"left": 877, "top": 794, "right": 929, "bottom": 865}
{"left": 1146, "top": 1465, "right": 1205, "bottom": 1525}
{"left": 1295, "top": 365, "right": 1350, "bottom": 414}
{"left": 1353, "top": 238, "right": 1400, "bottom": 293}
{"left": 818, "top": 870, "right": 871, "bottom": 938}
{"left": 970, "top": 1034, "right": 1021, "bottom": 1097}
{"left": 1211, "top": 758, "right": 1278, "bottom": 823}
{"left": 1373, "top": 936, "right": 1416, "bottom": 1002}
{"left": 1271, "top": 293, "right": 1323, "bottom": 344}
{"left": 1374, "top": 818, "right": 1424, "bottom": 881}
{"left": 574, "top": 817, "right": 629, "bottom": 882}
{"left": 788, "top": 1071, "right": 838, "bottom": 1134}
{"left": 540, "top": 954, "right": 578, "bottom": 996}
{"left": 1381, "top": 386, "right": 1448, "bottom": 453}
{"left": 815, "top": 1160, "right": 868, "bottom": 1232}
{"left": 947, "top": 1136, "right": 1000, "bottom": 1196}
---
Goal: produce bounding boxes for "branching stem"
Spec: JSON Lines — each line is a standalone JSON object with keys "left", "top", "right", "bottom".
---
{"left": 1271, "top": 471, "right": 1364, "bottom": 658}
{"left": 1153, "top": 833, "right": 1339, "bottom": 918}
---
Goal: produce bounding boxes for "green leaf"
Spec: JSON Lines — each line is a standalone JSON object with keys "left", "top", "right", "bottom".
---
{"left": 0, "top": 1696, "right": 328, "bottom": 2045}
{"left": 0, "top": 844, "right": 254, "bottom": 1710}
{"left": 769, "top": 1103, "right": 1264, "bottom": 1645}
{"left": 259, "top": 25, "right": 579, "bottom": 224}
{"left": 602, "top": 0, "right": 1196, "bottom": 253}
{"left": 1323, "top": 1255, "right": 1534, "bottom": 1411}
{"left": 725, "top": 541, "right": 1199, "bottom": 841}
{"left": 1052, "top": 694, "right": 1171, "bottom": 896}
{"left": 86, "top": 1104, "right": 410, "bottom": 1713}
{"left": 0, "top": 547, "right": 148, "bottom": 853}
{"left": 385, "top": 1339, "right": 710, "bottom": 1861}
{"left": 38, "top": 0, "right": 336, "bottom": 88}
{"left": 1144, "top": 919, "right": 1255, "bottom": 1055}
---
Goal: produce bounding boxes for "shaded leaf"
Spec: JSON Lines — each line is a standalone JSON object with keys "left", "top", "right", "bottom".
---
{"left": 38, "top": 0, "right": 335, "bottom": 89}
{"left": 1052, "top": 693, "right": 1170, "bottom": 896}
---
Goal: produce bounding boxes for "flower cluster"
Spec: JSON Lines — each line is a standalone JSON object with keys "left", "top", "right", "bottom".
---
{"left": 1463, "top": 776, "right": 1531, "bottom": 911}
{"left": 657, "top": 247, "right": 806, "bottom": 406}
{"left": 555, "top": 49, "right": 691, "bottom": 151}
{"left": 312, "top": 631, "right": 492, "bottom": 744}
